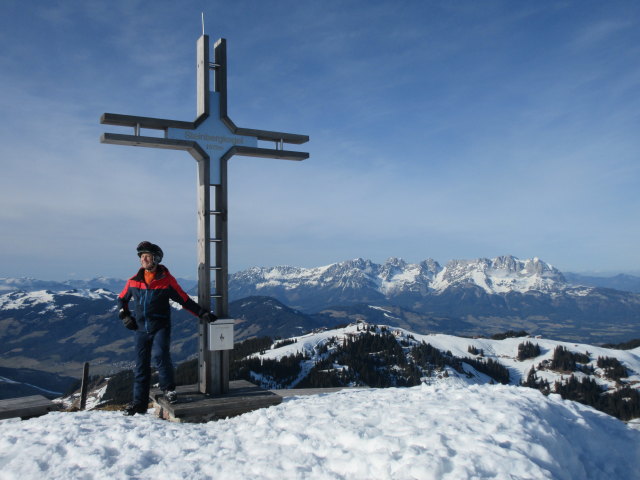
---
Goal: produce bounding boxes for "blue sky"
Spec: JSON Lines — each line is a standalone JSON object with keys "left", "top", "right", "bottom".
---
{"left": 1, "top": 0, "right": 639, "bottom": 280}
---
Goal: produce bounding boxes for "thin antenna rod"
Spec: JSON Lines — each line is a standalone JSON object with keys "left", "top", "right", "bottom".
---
{"left": 201, "top": 12, "right": 205, "bottom": 36}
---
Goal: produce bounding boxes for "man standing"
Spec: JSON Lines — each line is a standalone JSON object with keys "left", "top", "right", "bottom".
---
{"left": 118, "top": 241, "right": 216, "bottom": 416}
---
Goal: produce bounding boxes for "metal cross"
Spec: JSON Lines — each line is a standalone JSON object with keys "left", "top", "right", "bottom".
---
{"left": 100, "top": 35, "right": 308, "bottom": 395}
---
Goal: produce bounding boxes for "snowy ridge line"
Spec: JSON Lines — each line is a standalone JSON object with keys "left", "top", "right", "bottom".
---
{"left": 0, "top": 376, "right": 63, "bottom": 395}
{"left": 0, "top": 276, "right": 126, "bottom": 293}
{"left": 33, "top": 321, "right": 640, "bottom": 423}
{"left": 247, "top": 322, "right": 640, "bottom": 398}
{"left": 0, "top": 288, "right": 116, "bottom": 310}
{"left": 233, "top": 255, "right": 569, "bottom": 296}
{"left": 0, "top": 277, "right": 197, "bottom": 295}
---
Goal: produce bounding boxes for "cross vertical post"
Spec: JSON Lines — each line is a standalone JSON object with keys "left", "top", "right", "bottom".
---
{"left": 101, "top": 33, "right": 308, "bottom": 396}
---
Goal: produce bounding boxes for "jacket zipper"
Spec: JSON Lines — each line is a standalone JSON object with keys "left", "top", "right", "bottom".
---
{"left": 143, "top": 288, "right": 149, "bottom": 333}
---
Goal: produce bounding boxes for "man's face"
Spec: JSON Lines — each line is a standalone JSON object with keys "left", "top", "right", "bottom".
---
{"left": 139, "top": 253, "right": 156, "bottom": 271}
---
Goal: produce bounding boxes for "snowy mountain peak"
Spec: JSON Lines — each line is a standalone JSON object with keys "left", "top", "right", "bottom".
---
{"left": 432, "top": 255, "right": 566, "bottom": 294}
{"left": 383, "top": 257, "right": 407, "bottom": 268}
{"left": 0, "top": 288, "right": 117, "bottom": 311}
{"left": 0, "top": 277, "right": 126, "bottom": 294}
{"left": 231, "top": 255, "right": 566, "bottom": 299}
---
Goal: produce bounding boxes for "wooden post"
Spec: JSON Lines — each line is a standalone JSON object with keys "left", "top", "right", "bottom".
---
{"left": 197, "top": 35, "right": 210, "bottom": 120}
{"left": 212, "top": 156, "right": 230, "bottom": 393}
{"left": 197, "top": 156, "right": 212, "bottom": 394}
{"left": 80, "top": 362, "right": 90, "bottom": 410}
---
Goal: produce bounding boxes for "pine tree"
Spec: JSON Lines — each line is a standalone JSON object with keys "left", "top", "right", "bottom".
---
{"left": 597, "top": 356, "right": 628, "bottom": 381}
{"left": 517, "top": 341, "right": 541, "bottom": 361}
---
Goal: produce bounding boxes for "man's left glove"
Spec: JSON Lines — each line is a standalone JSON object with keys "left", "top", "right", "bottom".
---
{"left": 119, "top": 309, "right": 138, "bottom": 330}
{"left": 200, "top": 311, "right": 217, "bottom": 323}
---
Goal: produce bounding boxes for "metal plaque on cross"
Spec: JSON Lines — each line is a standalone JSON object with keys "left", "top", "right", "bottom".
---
{"left": 166, "top": 92, "right": 257, "bottom": 185}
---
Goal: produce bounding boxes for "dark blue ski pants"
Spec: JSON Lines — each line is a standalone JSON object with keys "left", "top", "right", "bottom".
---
{"left": 133, "top": 326, "right": 175, "bottom": 405}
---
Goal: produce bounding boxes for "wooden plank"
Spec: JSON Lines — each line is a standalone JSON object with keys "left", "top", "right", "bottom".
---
{"left": 272, "top": 387, "right": 366, "bottom": 397}
{"left": 151, "top": 383, "right": 365, "bottom": 423}
{"left": 170, "top": 396, "right": 280, "bottom": 418}
{"left": 0, "top": 395, "right": 56, "bottom": 420}
{"left": 151, "top": 381, "right": 282, "bottom": 422}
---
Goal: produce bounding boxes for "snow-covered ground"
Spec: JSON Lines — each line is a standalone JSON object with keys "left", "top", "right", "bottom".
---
{"left": 1, "top": 383, "right": 639, "bottom": 480}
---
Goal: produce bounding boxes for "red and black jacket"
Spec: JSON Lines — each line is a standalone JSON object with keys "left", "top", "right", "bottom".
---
{"left": 118, "top": 265, "right": 204, "bottom": 333}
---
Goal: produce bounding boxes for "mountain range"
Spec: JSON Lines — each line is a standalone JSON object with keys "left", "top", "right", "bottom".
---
{"left": 229, "top": 255, "right": 638, "bottom": 306}
{"left": 0, "top": 276, "right": 198, "bottom": 295}
{"left": 1, "top": 255, "right": 639, "bottom": 382}
{"left": 3, "top": 256, "right": 640, "bottom": 296}
{"left": 564, "top": 272, "right": 640, "bottom": 293}
{"left": 229, "top": 256, "right": 640, "bottom": 343}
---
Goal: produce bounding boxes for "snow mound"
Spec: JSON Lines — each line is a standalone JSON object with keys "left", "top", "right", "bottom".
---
{"left": 1, "top": 383, "right": 638, "bottom": 479}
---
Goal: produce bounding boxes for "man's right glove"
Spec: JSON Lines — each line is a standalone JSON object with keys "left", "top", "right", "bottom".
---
{"left": 119, "top": 309, "right": 138, "bottom": 330}
{"left": 200, "top": 311, "right": 217, "bottom": 323}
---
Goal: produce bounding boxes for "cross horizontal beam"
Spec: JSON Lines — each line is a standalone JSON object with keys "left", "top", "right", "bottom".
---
{"left": 101, "top": 113, "right": 309, "bottom": 145}
{"left": 221, "top": 145, "right": 309, "bottom": 162}
{"left": 101, "top": 133, "right": 308, "bottom": 163}
{"left": 101, "top": 113, "right": 193, "bottom": 130}
{"left": 235, "top": 126, "right": 308, "bottom": 145}
{"left": 100, "top": 133, "right": 208, "bottom": 162}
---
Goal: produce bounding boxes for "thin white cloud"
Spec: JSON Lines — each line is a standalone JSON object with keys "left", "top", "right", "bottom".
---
{"left": 570, "top": 18, "right": 634, "bottom": 48}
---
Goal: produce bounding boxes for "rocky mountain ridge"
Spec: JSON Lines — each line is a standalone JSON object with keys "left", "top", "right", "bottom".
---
{"left": 0, "top": 277, "right": 197, "bottom": 294}
{"left": 2, "top": 255, "right": 639, "bottom": 379}
{"left": 228, "top": 255, "right": 617, "bottom": 312}
{"left": 227, "top": 256, "right": 640, "bottom": 344}
{"left": 231, "top": 255, "right": 567, "bottom": 301}
{"left": 4, "top": 256, "right": 639, "bottom": 297}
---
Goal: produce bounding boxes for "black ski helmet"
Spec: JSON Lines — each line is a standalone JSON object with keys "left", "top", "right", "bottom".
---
{"left": 137, "top": 241, "right": 163, "bottom": 264}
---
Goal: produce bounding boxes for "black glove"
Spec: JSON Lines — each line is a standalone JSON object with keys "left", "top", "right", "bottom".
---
{"left": 200, "top": 311, "right": 217, "bottom": 323}
{"left": 119, "top": 309, "right": 138, "bottom": 330}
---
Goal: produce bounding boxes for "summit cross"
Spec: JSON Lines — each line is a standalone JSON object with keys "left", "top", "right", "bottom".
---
{"left": 100, "top": 34, "right": 309, "bottom": 395}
